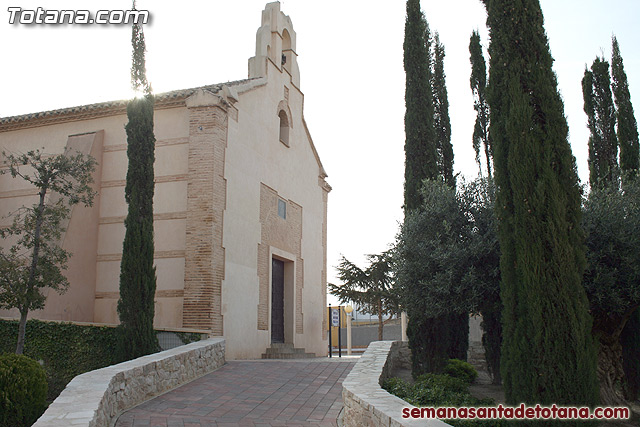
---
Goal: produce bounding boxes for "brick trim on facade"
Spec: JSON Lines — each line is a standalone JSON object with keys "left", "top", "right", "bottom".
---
{"left": 257, "top": 184, "right": 304, "bottom": 335}
{"left": 182, "top": 104, "right": 228, "bottom": 334}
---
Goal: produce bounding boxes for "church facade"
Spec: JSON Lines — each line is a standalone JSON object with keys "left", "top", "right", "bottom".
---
{"left": 0, "top": 2, "right": 330, "bottom": 359}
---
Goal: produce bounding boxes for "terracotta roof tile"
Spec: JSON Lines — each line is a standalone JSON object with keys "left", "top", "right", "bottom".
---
{"left": 0, "top": 79, "right": 254, "bottom": 128}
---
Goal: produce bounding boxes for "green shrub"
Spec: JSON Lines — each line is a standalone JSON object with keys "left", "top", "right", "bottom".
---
{"left": 444, "top": 359, "right": 478, "bottom": 384}
{"left": 382, "top": 376, "right": 413, "bottom": 402}
{"left": 0, "top": 353, "right": 48, "bottom": 427}
{"left": 415, "top": 373, "right": 469, "bottom": 394}
{"left": 383, "top": 373, "right": 504, "bottom": 427}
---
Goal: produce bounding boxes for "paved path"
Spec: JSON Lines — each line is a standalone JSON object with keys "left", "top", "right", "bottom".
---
{"left": 115, "top": 359, "right": 356, "bottom": 427}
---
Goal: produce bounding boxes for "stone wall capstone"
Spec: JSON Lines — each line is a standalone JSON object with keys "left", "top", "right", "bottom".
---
{"left": 33, "top": 337, "right": 225, "bottom": 427}
{"left": 341, "top": 340, "right": 451, "bottom": 427}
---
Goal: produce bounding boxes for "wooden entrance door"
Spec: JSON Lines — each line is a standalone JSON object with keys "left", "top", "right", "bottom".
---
{"left": 271, "top": 259, "right": 285, "bottom": 343}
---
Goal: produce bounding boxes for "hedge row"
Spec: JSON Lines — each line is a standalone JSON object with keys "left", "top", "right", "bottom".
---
{"left": 0, "top": 318, "right": 208, "bottom": 405}
{"left": 0, "top": 319, "right": 124, "bottom": 402}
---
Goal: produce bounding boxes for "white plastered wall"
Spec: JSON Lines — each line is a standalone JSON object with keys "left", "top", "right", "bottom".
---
{"left": 223, "top": 44, "right": 328, "bottom": 359}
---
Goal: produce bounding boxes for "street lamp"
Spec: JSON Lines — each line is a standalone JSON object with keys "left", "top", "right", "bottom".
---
{"left": 344, "top": 305, "right": 353, "bottom": 355}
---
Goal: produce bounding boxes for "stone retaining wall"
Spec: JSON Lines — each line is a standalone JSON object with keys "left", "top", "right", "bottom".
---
{"left": 34, "top": 337, "right": 225, "bottom": 427}
{"left": 341, "top": 340, "right": 451, "bottom": 427}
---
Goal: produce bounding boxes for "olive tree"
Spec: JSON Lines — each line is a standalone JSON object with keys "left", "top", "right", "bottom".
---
{"left": 0, "top": 149, "right": 96, "bottom": 354}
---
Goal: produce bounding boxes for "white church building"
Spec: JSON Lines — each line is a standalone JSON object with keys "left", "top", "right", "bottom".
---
{"left": 0, "top": 2, "right": 330, "bottom": 359}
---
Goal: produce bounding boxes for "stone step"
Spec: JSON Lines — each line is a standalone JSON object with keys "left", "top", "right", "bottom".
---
{"left": 261, "top": 352, "right": 316, "bottom": 359}
{"left": 261, "top": 344, "right": 316, "bottom": 359}
{"left": 270, "top": 342, "right": 294, "bottom": 349}
{"left": 467, "top": 343, "right": 492, "bottom": 384}
{"left": 265, "top": 346, "right": 307, "bottom": 354}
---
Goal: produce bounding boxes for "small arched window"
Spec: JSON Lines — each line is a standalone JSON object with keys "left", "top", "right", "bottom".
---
{"left": 282, "top": 29, "right": 292, "bottom": 72}
{"left": 278, "top": 110, "right": 290, "bottom": 146}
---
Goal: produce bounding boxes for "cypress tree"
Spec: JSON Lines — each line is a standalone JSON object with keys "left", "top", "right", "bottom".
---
{"left": 117, "top": 6, "right": 159, "bottom": 359}
{"left": 484, "top": 0, "right": 599, "bottom": 410}
{"left": 611, "top": 35, "right": 640, "bottom": 402}
{"left": 582, "top": 57, "right": 619, "bottom": 188}
{"left": 432, "top": 32, "right": 469, "bottom": 363}
{"left": 403, "top": 0, "right": 437, "bottom": 375}
{"left": 469, "top": 30, "right": 492, "bottom": 178}
{"left": 469, "top": 31, "right": 501, "bottom": 382}
{"left": 612, "top": 36, "right": 640, "bottom": 181}
{"left": 403, "top": 0, "right": 437, "bottom": 211}
{"left": 402, "top": 0, "right": 465, "bottom": 375}
{"left": 432, "top": 32, "right": 454, "bottom": 186}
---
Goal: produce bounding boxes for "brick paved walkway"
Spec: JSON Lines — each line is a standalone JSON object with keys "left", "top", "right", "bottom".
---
{"left": 114, "top": 359, "right": 356, "bottom": 427}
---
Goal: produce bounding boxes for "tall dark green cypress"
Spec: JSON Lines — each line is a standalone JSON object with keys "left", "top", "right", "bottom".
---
{"left": 612, "top": 36, "right": 640, "bottom": 181}
{"left": 582, "top": 58, "right": 619, "bottom": 188}
{"left": 612, "top": 35, "right": 640, "bottom": 402}
{"left": 403, "top": 2, "right": 469, "bottom": 375}
{"left": 469, "top": 31, "right": 501, "bottom": 382}
{"left": 402, "top": 0, "right": 460, "bottom": 375}
{"left": 403, "top": 0, "right": 437, "bottom": 211}
{"left": 432, "top": 33, "right": 454, "bottom": 186}
{"left": 117, "top": 7, "right": 159, "bottom": 359}
{"left": 484, "top": 0, "right": 599, "bottom": 411}
{"left": 432, "top": 32, "right": 469, "bottom": 363}
{"left": 469, "top": 30, "right": 492, "bottom": 178}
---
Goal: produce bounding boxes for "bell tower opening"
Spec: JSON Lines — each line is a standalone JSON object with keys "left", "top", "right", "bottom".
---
{"left": 282, "top": 29, "right": 292, "bottom": 73}
{"left": 248, "top": 2, "right": 301, "bottom": 88}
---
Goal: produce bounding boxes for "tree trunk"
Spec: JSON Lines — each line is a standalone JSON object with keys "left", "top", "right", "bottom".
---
{"left": 27, "top": 190, "right": 46, "bottom": 285}
{"left": 596, "top": 333, "right": 626, "bottom": 406}
{"left": 593, "top": 311, "right": 635, "bottom": 406}
{"left": 16, "top": 191, "right": 46, "bottom": 355}
{"left": 16, "top": 308, "right": 28, "bottom": 354}
{"left": 377, "top": 299, "right": 384, "bottom": 341}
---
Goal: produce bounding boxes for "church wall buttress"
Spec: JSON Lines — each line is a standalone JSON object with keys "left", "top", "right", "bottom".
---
{"left": 182, "top": 104, "right": 227, "bottom": 334}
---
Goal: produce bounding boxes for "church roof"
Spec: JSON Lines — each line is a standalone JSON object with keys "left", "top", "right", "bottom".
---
{"left": 0, "top": 78, "right": 257, "bottom": 131}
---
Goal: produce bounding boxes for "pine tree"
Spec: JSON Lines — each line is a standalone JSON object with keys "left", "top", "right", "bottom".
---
{"left": 117, "top": 4, "right": 159, "bottom": 359}
{"left": 582, "top": 57, "right": 619, "bottom": 188}
{"left": 329, "top": 251, "right": 398, "bottom": 341}
{"left": 432, "top": 32, "right": 454, "bottom": 186}
{"left": 469, "top": 30, "right": 492, "bottom": 178}
{"left": 612, "top": 36, "right": 640, "bottom": 181}
{"left": 484, "top": 0, "right": 599, "bottom": 411}
{"left": 403, "top": 0, "right": 437, "bottom": 211}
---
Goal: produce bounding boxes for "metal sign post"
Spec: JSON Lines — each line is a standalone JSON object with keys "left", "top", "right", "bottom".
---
{"left": 329, "top": 306, "right": 341, "bottom": 358}
{"left": 328, "top": 305, "right": 332, "bottom": 358}
{"left": 338, "top": 306, "right": 342, "bottom": 357}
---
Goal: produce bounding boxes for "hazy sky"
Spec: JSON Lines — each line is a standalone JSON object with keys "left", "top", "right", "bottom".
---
{"left": 2, "top": 1, "right": 639, "bottom": 306}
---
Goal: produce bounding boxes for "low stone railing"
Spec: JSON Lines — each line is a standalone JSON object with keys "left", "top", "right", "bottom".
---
{"left": 34, "top": 337, "right": 225, "bottom": 427}
{"left": 341, "top": 340, "right": 451, "bottom": 427}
